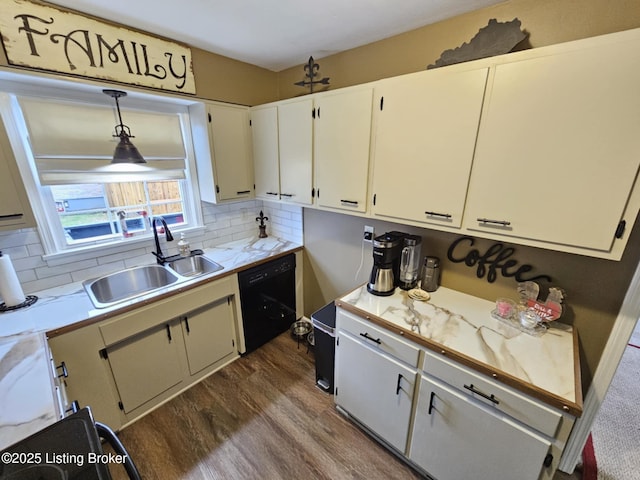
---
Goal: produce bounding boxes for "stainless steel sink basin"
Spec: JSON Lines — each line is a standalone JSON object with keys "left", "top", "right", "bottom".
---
{"left": 83, "top": 264, "right": 180, "bottom": 308}
{"left": 165, "top": 255, "right": 223, "bottom": 277}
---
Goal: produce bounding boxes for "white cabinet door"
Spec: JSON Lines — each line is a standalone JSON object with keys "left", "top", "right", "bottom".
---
{"left": 181, "top": 298, "right": 235, "bottom": 376}
{"left": 251, "top": 106, "right": 280, "bottom": 200}
{"left": 335, "top": 331, "right": 416, "bottom": 453}
{"left": 314, "top": 88, "right": 373, "bottom": 212}
{"left": 106, "top": 322, "right": 183, "bottom": 414}
{"left": 206, "top": 103, "right": 254, "bottom": 201}
{"left": 464, "top": 41, "right": 640, "bottom": 253}
{"left": 372, "top": 66, "right": 488, "bottom": 228}
{"left": 410, "top": 375, "right": 551, "bottom": 480}
{"left": 47, "top": 324, "right": 123, "bottom": 429}
{"left": 0, "top": 115, "right": 34, "bottom": 230}
{"left": 278, "top": 98, "right": 314, "bottom": 205}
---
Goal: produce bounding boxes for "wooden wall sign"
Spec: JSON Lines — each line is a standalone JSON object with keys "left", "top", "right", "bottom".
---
{"left": 0, "top": 0, "right": 196, "bottom": 94}
{"left": 447, "top": 236, "right": 552, "bottom": 284}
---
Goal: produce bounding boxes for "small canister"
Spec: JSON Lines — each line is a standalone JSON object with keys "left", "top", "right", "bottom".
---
{"left": 421, "top": 256, "right": 440, "bottom": 292}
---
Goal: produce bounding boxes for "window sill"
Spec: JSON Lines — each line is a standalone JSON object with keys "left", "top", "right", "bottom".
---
{"left": 42, "top": 225, "right": 206, "bottom": 266}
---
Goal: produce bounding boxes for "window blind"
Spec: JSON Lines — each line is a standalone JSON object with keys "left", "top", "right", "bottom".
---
{"left": 18, "top": 97, "right": 187, "bottom": 184}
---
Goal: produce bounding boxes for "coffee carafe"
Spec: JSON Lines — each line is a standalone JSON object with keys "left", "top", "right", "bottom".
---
{"left": 367, "top": 232, "right": 403, "bottom": 296}
{"left": 398, "top": 235, "right": 422, "bottom": 290}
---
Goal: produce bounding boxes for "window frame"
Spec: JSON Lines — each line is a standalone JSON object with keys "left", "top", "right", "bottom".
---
{"left": 0, "top": 74, "right": 205, "bottom": 260}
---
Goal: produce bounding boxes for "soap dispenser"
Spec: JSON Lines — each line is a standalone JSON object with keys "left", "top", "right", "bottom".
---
{"left": 177, "top": 233, "right": 190, "bottom": 257}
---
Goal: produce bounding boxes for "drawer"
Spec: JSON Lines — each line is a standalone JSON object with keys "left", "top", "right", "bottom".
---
{"left": 337, "top": 308, "right": 420, "bottom": 367}
{"left": 422, "top": 348, "right": 563, "bottom": 438}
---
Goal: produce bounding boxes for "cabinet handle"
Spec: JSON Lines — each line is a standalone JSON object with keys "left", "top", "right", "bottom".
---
{"left": 340, "top": 199, "right": 358, "bottom": 206}
{"left": 359, "top": 332, "right": 381, "bottom": 344}
{"left": 543, "top": 453, "right": 553, "bottom": 468}
{"left": 56, "top": 361, "right": 68, "bottom": 378}
{"left": 237, "top": 190, "right": 251, "bottom": 195}
{"left": 396, "top": 373, "right": 403, "bottom": 395}
{"left": 476, "top": 218, "right": 511, "bottom": 227}
{"left": 281, "top": 193, "right": 294, "bottom": 198}
{"left": 65, "top": 400, "right": 80, "bottom": 415}
{"left": 0, "top": 213, "right": 23, "bottom": 220}
{"left": 464, "top": 383, "right": 499, "bottom": 405}
{"left": 166, "top": 324, "right": 172, "bottom": 342}
{"left": 266, "top": 192, "right": 279, "bottom": 196}
{"left": 184, "top": 317, "right": 190, "bottom": 334}
{"left": 428, "top": 391, "right": 436, "bottom": 414}
{"left": 425, "top": 211, "right": 452, "bottom": 219}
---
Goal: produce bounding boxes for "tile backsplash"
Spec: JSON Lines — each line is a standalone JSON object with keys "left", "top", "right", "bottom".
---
{"left": 0, "top": 199, "right": 302, "bottom": 295}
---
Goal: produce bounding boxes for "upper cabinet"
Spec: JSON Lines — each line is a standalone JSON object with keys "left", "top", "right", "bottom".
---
{"left": 191, "top": 102, "right": 254, "bottom": 203}
{"left": 314, "top": 87, "right": 373, "bottom": 213}
{"left": 251, "top": 105, "right": 280, "bottom": 200}
{"left": 250, "top": 98, "right": 314, "bottom": 206}
{"left": 371, "top": 65, "right": 489, "bottom": 228}
{"left": 463, "top": 35, "right": 640, "bottom": 258}
{"left": 247, "top": 28, "right": 640, "bottom": 260}
{"left": 0, "top": 115, "right": 35, "bottom": 231}
{"left": 278, "top": 98, "right": 314, "bottom": 205}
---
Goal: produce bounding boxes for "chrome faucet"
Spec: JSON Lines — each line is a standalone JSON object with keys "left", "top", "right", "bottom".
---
{"left": 151, "top": 216, "right": 174, "bottom": 264}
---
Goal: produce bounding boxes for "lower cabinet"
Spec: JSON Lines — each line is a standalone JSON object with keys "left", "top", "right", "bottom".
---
{"left": 180, "top": 297, "right": 236, "bottom": 376}
{"left": 409, "top": 375, "right": 551, "bottom": 480}
{"left": 335, "top": 331, "right": 416, "bottom": 453}
{"left": 334, "top": 307, "right": 575, "bottom": 480}
{"left": 47, "top": 276, "right": 240, "bottom": 430}
{"left": 105, "top": 321, "right": 184, "bottom": 414}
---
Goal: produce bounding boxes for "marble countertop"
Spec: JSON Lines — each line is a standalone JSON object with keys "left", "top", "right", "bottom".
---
{"left": 0, "top": 236, "right": 301, "bottom": 338}
{"left": 0, "top": 235, "right": 301, "bottom": 450}
{"left": 336, "top": 285, "right": 582, "bottom": 416}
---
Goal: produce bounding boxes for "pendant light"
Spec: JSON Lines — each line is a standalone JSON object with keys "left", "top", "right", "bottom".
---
{"left": 103, "top": 89, "right": 146, "bottom": 164}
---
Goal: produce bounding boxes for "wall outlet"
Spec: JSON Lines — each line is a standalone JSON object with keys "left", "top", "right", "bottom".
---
{"left": 363, "top": 225, "right": 374, "bottom": 242}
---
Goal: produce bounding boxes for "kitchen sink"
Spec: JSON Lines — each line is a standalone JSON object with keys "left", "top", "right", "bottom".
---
{"left": 83, "top": 264, "right": 180, "bottom": 308}
{"left": 165, "top": 255, "right": 223, "bottom": 277}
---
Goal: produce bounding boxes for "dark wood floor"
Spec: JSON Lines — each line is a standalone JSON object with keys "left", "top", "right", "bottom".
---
{"left": 107, "top": 332, "right": 582, "bottom": 480}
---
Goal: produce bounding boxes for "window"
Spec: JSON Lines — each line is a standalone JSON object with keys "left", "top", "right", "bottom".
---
{"left": 51, "top": 181, "right": 186, "bottom": 244}
{"left": 0, "top": 86, "right": 203, "bottom": 256}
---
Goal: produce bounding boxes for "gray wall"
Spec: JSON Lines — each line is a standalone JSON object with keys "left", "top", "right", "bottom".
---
{"left": 302, "top": 207, "right": 640, "bottom": 389}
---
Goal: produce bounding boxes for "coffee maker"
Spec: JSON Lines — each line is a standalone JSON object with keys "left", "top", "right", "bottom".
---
{"left": 367, "top": 232, "right": 403, "bottom": 296}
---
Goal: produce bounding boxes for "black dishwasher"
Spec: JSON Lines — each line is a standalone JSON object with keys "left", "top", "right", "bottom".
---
{"left": 238, "top": 253, "right": 297, "bottom": 354}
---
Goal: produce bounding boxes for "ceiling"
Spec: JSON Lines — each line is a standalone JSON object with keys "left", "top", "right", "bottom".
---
{"left": 47, "top": 0, "right": 506, "bottom": 72}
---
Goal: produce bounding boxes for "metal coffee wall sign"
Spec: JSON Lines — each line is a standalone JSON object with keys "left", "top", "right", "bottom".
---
{"left": 0, "top": 0, "right": 196, "bottom": 94}
{"left": 447, "top": 236, "right": 552, "bottom": 284}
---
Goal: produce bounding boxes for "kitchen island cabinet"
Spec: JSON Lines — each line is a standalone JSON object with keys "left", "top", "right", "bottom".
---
{"left": 335, "top": 285, "right": 582, "bottom": 480}
{"left": 314, "top": 86, "right": 373, "bottom": 213}
{"left": 370, "top": 64, "right": 488, "bottom": 229}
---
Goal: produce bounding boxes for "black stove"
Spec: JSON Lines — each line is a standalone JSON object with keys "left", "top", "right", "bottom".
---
{"left": 0, "top": 408, "right": 139, "bottom": 480}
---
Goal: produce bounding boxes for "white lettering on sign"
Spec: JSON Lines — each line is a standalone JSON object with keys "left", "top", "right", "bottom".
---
{"left": 0, "top": 0, "right": 196, "bottom": 94}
